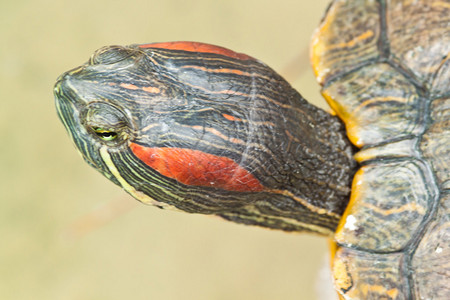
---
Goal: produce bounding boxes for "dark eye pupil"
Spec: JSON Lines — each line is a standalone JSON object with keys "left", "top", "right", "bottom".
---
{"left": 91, "top": 127, "right": 118, "bottom": 141}
{"left": 98, "top": 132, "right": 116, "bottom": 138}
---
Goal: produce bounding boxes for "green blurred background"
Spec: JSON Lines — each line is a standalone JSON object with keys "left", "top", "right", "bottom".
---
{"left": 0, "top": 0, "right": 334, "bottom": 299}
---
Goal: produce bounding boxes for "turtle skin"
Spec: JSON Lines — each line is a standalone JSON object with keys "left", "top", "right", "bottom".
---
{"left": 311, "top": 0, "right": 449, "bottom": 299}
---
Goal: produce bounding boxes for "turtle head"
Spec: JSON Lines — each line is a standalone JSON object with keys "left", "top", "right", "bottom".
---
{"left": 54, "top": 43, "right": 268, "bottom": 211}
{"left": 55, "top": 42, "right": 355, "bottom": 234}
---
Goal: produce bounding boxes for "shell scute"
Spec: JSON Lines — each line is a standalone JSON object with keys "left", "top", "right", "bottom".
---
{"left": 420, "top": 98, "right": 450, "bottom": 190}
{"left": 412, "top": 193, "right": 450, "bottom": 300}
{"left": 311, "top": 0, "right": 380, "bottom": 85}
{"left": 322, "top": 63, "right": 422, "bottom": 147}
{"left": 431, "top": 55, "right": 450, "bottom": 97}
{"left": 387, "top": 0, "right": 450, "bottom": 89}
{"left": 333, "top": 248, "right": 406, "bottom": 300}
{"left": 335, "top": 160, "right": 431, "bottom": 252}
{"left": 314, "top": 1, "right": 450, "bottom": 298}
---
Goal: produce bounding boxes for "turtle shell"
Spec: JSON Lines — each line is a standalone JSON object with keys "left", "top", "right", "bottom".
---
{"left": 311, "top": 0, "right": 449, "bottom": 299}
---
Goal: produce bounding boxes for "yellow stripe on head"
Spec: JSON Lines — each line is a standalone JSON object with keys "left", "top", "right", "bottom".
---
{"left": 99, "top": 146, "right": 180, "bottom": 211}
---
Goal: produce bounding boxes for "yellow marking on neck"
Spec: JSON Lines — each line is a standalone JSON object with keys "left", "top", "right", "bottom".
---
{"left": 227, "top": 205, "right": 334, "bottom": 236}
{"left": 267, "top": 188, "right": 341, "bottom": 220}
{"left": 99, "top": 146, "right": 179, "bottom": 211}
{"left": 273, "top": 215, "right": 334, "bottom": 236}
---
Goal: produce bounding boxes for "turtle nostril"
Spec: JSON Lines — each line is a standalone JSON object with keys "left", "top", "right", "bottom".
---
{"left": 90, "top": 45, "right": 134, "bottom": 65}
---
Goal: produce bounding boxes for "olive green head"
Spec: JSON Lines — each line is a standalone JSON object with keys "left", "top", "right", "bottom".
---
{"left": 54, "top": 43, "right": 354, "bottom": 234}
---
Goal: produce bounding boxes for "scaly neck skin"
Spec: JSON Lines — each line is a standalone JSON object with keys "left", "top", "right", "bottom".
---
{"left": 56, "top": 44, "right": 357, "bottom": 236}
{"left": 210, "top": 86, "right": 357, "bottom": 236}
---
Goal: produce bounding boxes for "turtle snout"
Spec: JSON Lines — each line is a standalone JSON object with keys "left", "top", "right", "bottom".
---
{"left": 54, "top": 72, "right": 68, "bottom": 99}
{"left": 54, "top": 72, "right": 77, "bottom": 104}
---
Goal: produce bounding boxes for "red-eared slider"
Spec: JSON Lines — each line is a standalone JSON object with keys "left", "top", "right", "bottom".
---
{"left": 54, "top": 0, "right": 449, "bottom": 299}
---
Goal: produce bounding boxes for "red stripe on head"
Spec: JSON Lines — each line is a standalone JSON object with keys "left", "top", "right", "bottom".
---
{"left": 138, "top": 41, "right": 255, "bottom": 61}
{"left": 130, "top": 143, "right": 264, "bottom": 192}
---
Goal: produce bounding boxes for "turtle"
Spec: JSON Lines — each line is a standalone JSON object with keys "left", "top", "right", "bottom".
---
{"left": 54, "top": 0, "right": 449, "bottom": 299}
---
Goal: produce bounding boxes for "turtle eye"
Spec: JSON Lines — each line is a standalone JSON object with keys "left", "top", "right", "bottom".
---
{"left": 91, "top": 127, "right": 118, "bottom": 141}
{"left": 81, "top": 102, "right": 132, "bottom": 146}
